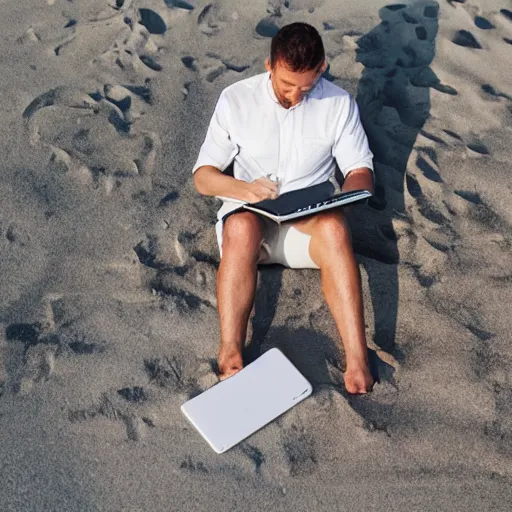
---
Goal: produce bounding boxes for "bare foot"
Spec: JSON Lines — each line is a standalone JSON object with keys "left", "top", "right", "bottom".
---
{"left": 218, "top": 344, "right": 243, "bottom": 381}
{"left": 344, "top": 364, "right": 374, "bottom": 394}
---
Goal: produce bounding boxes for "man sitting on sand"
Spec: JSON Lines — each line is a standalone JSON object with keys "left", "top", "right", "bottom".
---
{"left": 193, "top": 22, "right": 375, "bottom": 394}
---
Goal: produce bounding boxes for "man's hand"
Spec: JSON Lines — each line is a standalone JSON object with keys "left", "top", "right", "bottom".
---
{"left": 244, "top": 177, "right": 279, "bottom": 203}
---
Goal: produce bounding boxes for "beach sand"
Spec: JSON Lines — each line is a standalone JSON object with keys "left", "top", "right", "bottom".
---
{"left": 1, "top": 0, "right": 512, "bottom": 510}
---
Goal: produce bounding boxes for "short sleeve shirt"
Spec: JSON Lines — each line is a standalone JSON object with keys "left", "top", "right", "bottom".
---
{"left": 193, "top": 72, "right": 374, "bottom": 195}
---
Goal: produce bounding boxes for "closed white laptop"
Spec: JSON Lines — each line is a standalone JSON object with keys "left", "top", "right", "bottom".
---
{"left": 181, "top": 348, "right": 312, "bottom": 453}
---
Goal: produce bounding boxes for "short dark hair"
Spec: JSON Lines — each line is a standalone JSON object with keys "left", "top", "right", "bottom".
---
{"left": 270, "top": 22, "right": 325, "bottom": 72}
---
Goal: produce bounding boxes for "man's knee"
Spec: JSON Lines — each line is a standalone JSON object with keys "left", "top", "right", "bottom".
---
{"left": 313, "top": 211, "right": 352, "bottom": 248}
{"left": 222, "top": 212, "right": 264, "bottom": 255}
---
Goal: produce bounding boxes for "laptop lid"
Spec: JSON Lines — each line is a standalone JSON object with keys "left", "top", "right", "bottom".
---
{"left": 181, "top": 348, "right": 312, "bottom": 453}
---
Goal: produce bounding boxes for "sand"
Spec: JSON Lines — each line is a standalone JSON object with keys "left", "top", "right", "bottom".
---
{"left": 1, "top": 0, "right": 512, "bottom": 510}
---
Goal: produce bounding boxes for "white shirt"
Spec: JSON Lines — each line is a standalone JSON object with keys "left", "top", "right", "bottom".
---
{"left": 192, "top": 72, "right": 374, "bottom": 247}
{"left": 193, "top": 72, "right": 373, "bottom": 186}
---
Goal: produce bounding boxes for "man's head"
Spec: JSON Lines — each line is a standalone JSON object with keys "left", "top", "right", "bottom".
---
{"left": 265, "top": 22, "right": 326, "bottom": 109}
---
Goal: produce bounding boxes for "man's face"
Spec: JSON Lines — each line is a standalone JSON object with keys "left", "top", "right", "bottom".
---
{"left": 265, "top": 58, "right": 326, "bottom": 109}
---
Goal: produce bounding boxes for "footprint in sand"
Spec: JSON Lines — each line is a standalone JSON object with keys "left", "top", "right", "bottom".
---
{"left": 452, "top": 29, "right": 482, "bottom": 49}
{"left": 272, "top": 0, "right": 324, "bottom": 14}
{"left": 22, "top": 85, "right": 160, "bottom": 190}
{"left": 500, "top": 9, "right": 512, "bottom": 22}
{"left": 481, "top": 84, "right": 512, "bottom": 101}
{"left": 180, "top": 52, "right": 251, "bottom": 83}
{"left": 144, "top": 356, "right": 190, "bottom": 391}
{"left": 466, "top": 139, "right": 490, "bottom": 155}
{"left": 443, "top": 128, "right": 463, "bottom": 140}
{"left": 86, "top": 0, "right": 134, "bottom": 23}
{"left": 139, "top": 8, "right": 167, "bottom": 34}
{"left": 134, "top": 228, "right": 218, "bottom": 310}
{"left": 197, "top": 4, "right": 228, "bottom": 36}
{"left": 145, "top": 350, "right": 220, "bottom": 399}
{"left": 453, "top": 188, "right": 505, "bottom": 234}
{"left": 23, "top": 1, "right": 142, "bottom": 58}
{"left": 92, "top": 16, "right": 164, "bottom": 77}
{"left": 238, "top": 442, "right": 265, "bottom": 474}
{"left": 4, "top": 323, "right": 58, "bottom": 395}
{"left": 415, "top": 150, "right": 443, "bottom": 183}
{"left": 486, "top": 380, "right": 512, "bottom": 454}
{"left": 143, "top": 353, "right": 217, "bottom": 397}
{"left": 474, "top": 16, "right": 495, "bottom": 30}
{"left": 280, "top": 422, "right": 317, "bottom": 477}
{"left": 417, "top": 196, "right": 448, "bottom": 226}
{"left": 165, "top": 0, "right": 196, "bottom": 10}
{"left": 266, "top": 0, "right": 289, "bottom": 17}
{"left": 69, "top": 388, "right": 156, "bottom": 441}
{"left": 3, "top": 298, "right": 117, "bottom": 395}
{"left": 117, "top": 385, "right": 148, "bottom": 403}
{"left": 18, "top": 344, "right": 57, "bottom": 395}
{"left": 180, "top": 456, "right": 209, "bottom": 473}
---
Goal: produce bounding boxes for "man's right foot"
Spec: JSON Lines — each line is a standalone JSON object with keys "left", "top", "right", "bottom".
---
{"left": 344, "top": 363, "right": 374, "bottom": 394}
{"left": 218, "top": 344, "right": 243, "bottom": 381}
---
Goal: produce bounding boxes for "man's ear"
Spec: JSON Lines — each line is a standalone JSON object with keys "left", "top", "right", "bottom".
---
{"left": 264, "top": 57, "right": 272, "bottom": 73}
{"left": 320, "top": 60, "right": 327, "bottom": 74}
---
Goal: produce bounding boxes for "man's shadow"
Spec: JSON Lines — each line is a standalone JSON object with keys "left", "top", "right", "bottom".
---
{"left": 244, "top": 1, "right": 443, "bottom": 389}
{"left": 354, "top": 0, "right": 443, "bottom": 355}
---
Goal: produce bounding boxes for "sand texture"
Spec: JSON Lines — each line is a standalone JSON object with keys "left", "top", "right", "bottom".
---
{"left": 1, "top": 0, "right": 512, "bottom": 510}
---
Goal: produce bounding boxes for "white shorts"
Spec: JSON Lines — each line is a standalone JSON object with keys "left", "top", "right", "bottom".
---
{"left": 258, "top": 218, "right": 319, "bottom": 269}
{"left": 216, "top": 202, "right": 319, "bottom": 269}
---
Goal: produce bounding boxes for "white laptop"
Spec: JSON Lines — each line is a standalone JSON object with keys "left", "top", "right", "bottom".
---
{"left": 181, "top": 348, "right": 312, "bottom": 453}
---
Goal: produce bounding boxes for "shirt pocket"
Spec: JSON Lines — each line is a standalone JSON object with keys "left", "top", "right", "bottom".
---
{"left": 234, "top": 113, "right": 275, "bottom": 160}
{"left": 237, "top": 131, "right": 278, "bottom": 175}
{"left": 299, "top": 137, "right": 333, "bottom": 173}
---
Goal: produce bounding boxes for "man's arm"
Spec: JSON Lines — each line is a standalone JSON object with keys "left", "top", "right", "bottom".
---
{"left": 193, "top": 89, "right": 278, "bottom": 204}
{"left": 332, "top": 97, "right": 374, "bottom": 196}
{"left": 194, "top": 165, "right": 278, "bottom": 203}
{"left": 341, "top": 167, "right": 374, "bottom": 195}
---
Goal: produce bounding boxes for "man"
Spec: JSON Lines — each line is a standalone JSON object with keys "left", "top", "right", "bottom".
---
{"left": 193, "top": 23, "right": 375, "bottom": 394}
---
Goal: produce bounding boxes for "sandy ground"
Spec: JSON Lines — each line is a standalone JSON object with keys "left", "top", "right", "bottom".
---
{"left": 1, "top": 0, "right": 512, "bottom": 510}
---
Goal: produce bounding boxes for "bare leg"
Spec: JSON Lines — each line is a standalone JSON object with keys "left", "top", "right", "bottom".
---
{"left": 295, "top": 211, "right": 374, "bottom": 394}
{"left": 217, "top": 212, "right": 264, "bottom": 380}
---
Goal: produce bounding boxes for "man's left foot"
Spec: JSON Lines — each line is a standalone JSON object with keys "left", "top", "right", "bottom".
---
{"left": 218, "top": 344, "right": 243, "bottom": 381}
{"left": 344, "top": 364, "right": 374, "bottom": 394}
